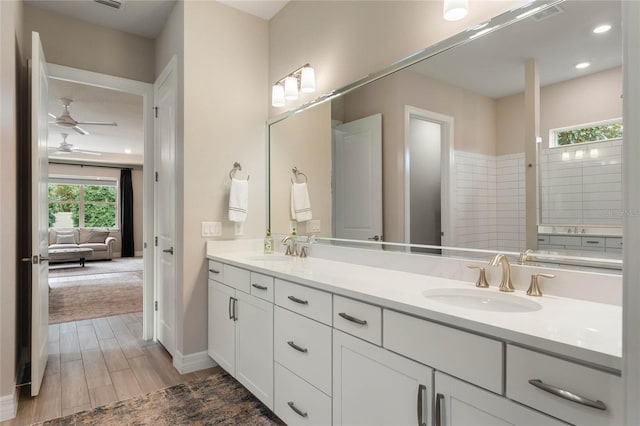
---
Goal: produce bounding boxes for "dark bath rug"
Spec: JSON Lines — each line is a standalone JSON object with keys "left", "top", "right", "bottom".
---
{"left": 34, "top": 368, "right": 284, "bottom": 425}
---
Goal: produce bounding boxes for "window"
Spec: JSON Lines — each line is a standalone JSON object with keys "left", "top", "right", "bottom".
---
{"left": 48, "top": 177, "right": 118, "bottom": 228}
{"left": 550, "top": 119, "right": 623, "bottom": 147}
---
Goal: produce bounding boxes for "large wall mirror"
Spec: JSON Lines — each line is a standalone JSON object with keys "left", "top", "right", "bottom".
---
{"left": 269, "top": 0, "right": 622, "bottom": 269}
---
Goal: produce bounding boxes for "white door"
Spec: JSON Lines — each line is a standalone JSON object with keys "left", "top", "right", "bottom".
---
{"left": 207, "top": 281, "right": 236, "bottom": 374}
{"left": 333, "top": 114, "right": 382, "bottom": 241}
{"left": 435, "top": 372, "right": 565, "bottom": 426}
{"left": 30, "top": 31, "right": 49, "bottom": 396}
{"left": 333, "top": 330, "right": 433, "bottom": 426}
{"left": 235, "top": 291, "right": 274, "bottom": 409}
{"left": 154, "top": 59, "right": 177, "bottom": 356}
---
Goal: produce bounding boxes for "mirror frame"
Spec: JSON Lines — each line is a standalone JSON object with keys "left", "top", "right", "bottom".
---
{"left": 266, "top": 0, "right": 623, "bottom": 270}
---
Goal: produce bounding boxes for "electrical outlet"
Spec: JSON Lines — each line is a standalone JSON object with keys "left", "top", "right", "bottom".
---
{"left": 306, "top": 220, "right": 321, "bottom": 233}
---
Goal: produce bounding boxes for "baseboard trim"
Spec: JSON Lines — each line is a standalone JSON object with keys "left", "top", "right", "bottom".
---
{"left": 173, "top": 350, "right": 217, "bottom": 374}
{"left": 135, "top": 250, "right": 143, "bottom": 257}
{"left": 0, "top": 387, "right": 18, "bottom": 421}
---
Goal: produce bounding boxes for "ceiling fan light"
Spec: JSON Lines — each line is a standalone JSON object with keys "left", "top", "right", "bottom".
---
{"left": 284, "top": 76, "right": 299, "bottom": 100}
{"left": 300, "top": 66, "right": 315, "bottom": 93}
{"left": 443, "top": 0, "right": 468, "bottom": 21}
{"left": 272, "top": 84, "right": 285, "bottom": 107}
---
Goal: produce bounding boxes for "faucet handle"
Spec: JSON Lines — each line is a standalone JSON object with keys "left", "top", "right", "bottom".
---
{"left": 467, "top": 265, "right": 490, "bottom": 288}
{"left": 285, "top": 245, "right": 293, "bottom": 256}
{"left": 527, "top": 273, "right": 555, "bottom": 297}
{"left": 299, "top": 246, "right": 308, "bottom": 258}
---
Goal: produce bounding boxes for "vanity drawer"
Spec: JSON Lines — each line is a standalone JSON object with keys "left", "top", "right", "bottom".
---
{"left": 506, "top": 345, "right": 623, "bottom": 425}
{"left": 250, "top": 272, "right": 274, "bottom": 302}
{"left": 537, "top": 234, "right": 550, "bottom": 244}
{"left": 208, "top": 260, "right": 224, "bottom": 282}
{"left": 333, "top": 295, "right": 382, "bottom": 345}
{"left": 274, "top": 306, "right": 332, "bottom": 395}
{"left": 581, "top": 236, "right": 605, "bottom": 247}
{"left": 223, "top": 264, "right": 250, "bottom": 294}
{"left": 275, "top": 279, "right": 332, "bottom": 325}
{"left": 274, "top": 362, "right": 332, "bottom": 426}
{"left": 383, "top": 309, "right": 503, "bottom": 394}
{"left": 605, "top": 237, "right": 623, "bottom": 248}
{"left": 549, "top": 235, "right": 581, "bottom": 247}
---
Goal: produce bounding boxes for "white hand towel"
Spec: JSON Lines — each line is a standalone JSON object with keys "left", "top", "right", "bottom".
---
{"left": 229, "top": 178, "right": 249, "bottom": 223}
{"left": 291, "top": 182, "right": 313, "bottom": 222}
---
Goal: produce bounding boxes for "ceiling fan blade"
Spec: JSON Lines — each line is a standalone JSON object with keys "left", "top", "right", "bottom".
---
{"left": 48, "top": 113, "right": 57, "bottom": 119}
{"left": 72, "top": 126, "right": 89, "bottom": 135}
{"left": 76, "top": 121, "right": 118, "bottom": 127}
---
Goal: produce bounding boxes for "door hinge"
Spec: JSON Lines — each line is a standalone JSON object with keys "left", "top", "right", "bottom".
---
{"left": 154, "top": 301, "right": 158, "bottom": 311}
{"left": 153, "top": 106, "right": 158, "bottom": 118}
{"left": 155, "top": 171, "right": 159, "bottom": 182}
{"left": 154, "top": 236, "right": 158, "bottom": 246}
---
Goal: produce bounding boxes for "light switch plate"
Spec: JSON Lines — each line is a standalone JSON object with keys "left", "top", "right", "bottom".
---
{"left": 202, "top": 221, "right": 222, "bottom": 237}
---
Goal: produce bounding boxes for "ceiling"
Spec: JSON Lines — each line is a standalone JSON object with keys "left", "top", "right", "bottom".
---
{"left": 25, "top": 0, "right": 289, "bottom": 39}
{"left": 412, "top": 1, "right": 621, "bottom": 99}
{"left": 48, "top": 78, "right": 144, "bottom": 164}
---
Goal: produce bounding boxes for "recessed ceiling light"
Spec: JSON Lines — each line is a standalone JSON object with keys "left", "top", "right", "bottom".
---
{"left": 575, "top": 62, "right": 590, "bottom": 69}
{"left": 124, "top": 148, "right": 132, "bottom": 154}
{"left": 593, "top": 24, "right": 611, "bottom": 34}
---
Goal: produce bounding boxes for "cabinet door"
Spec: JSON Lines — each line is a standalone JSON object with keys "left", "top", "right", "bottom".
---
{"left": 333, "top": 330, "right": 433, "bottom": 426}
{"left": 235, "top": 291, "right": 274, "bottom": 410}
{"left": 434, "top": 372, "right": 566, "bottom": 426}
{"left": 207, "top": 280, "right": 236, "bottom": 375}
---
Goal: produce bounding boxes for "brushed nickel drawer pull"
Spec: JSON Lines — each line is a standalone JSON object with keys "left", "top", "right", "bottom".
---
{"left": 228, "top": 297, "right": 233, "bottom": 320}
{"left": 417, "top": 384, "right": 427, "bottom": 426}
{"left": 528, "top": 379, "right": 606, "bottom": 410}
{"left": 338, "top": 312, "right": 367, "bottom": 325}
{"left": 287, "top": 401, "right": 308, "bottom": 418}
{"left": 287, "top": 295, "right": 309, "bottom": 305}
{"left": 209, "top": 268, "right": 220, "bottom": 274}
{"left": 287, "top": 341, "right": 308, "bottom": 353}
{"left": 585, "top": 240, "right": 600, "bottom": 244}
{"left": 252, "top": 283, "right": 268, "bottom": 290}
{"left": 435, "top": 393, "right": 444, "bottom": 426}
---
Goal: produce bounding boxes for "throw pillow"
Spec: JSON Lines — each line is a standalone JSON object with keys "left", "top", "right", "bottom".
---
{"left": 56, "top": 234, "right": 76, "bottom": 244}
{"left": 87, "top": 230, "right": 110, "bottom": 243}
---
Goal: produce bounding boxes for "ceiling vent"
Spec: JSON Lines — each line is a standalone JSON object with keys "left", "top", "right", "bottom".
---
{"left": 531, "top": 5, "right": 563, "bottom": 22}
{"left": 94, "top": 0, "right": 122, "bottom": 9}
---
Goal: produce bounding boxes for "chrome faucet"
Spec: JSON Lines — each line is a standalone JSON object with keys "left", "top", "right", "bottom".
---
{"left": 489, "top": 254, "right": 514, "bottom": 292}
{"left": 281, "top": 235, "right": 298, "bottom": 257}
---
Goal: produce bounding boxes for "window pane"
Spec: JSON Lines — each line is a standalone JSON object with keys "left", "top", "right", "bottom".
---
{"left": 48, "top": 183, "right": 80, "bottom": 202}
{"left": 49, "top": 203, "right": 79, "bottom": 228}
{"left": 556, "top": 123, "right": 623, "bottom": 146}
{"left": 84, "top": 185, "right": 117, "bottom": 202}
{"left": 84, "top": 203, "right": 116, "bottom": 228}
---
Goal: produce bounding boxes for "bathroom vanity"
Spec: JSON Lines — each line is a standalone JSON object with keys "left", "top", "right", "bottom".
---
{"left": 206, "top": 240, "right": 622, "bottom": 425}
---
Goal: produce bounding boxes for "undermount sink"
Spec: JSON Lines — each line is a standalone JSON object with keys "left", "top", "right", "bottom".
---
{"left": 422, "top": 288, "right": 542, "bottom": 313}
{"left": 245, "top": 254, "right": 292, "bottom": 262}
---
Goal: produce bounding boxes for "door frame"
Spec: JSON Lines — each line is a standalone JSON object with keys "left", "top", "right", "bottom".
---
{"left": 403, "top": 105, "right": 454, "bottom": 247}
{"left": 47, "top": 64, "right": 155, "bottom": 340}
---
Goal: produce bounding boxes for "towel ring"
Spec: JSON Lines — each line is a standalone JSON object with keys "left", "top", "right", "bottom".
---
{"left": 291, "top": 166, "right": 307, "bottom": 184}
{"left": 229, "top": 162, "right": 250, "bottom": 180}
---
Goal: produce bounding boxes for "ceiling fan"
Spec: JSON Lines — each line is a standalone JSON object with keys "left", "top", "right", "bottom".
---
{"left": 48, "top": 97, "right": 118, "bottom": 136}
{"left": 48, "top": 133, "right": 102, "bottom": 156}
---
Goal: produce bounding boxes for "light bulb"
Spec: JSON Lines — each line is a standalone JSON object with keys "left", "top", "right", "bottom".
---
{"left": 443, "top": 0, "right": 468, "bottom": 21}
{"left": 300, "top": 66, "right": 315, "bottom": 93}
{"left": 271, "top": 84, "right": 285, "bottom": 107}
{"left": 284, "top": 76, "right": 298, "bottom": 100}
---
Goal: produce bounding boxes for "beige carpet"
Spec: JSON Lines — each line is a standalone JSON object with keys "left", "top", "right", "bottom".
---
{"left": 34, "top": 367, "right": 283, "bottom": 425}
{"left": 49, "top": 270, "right": 143, "bottom": 324}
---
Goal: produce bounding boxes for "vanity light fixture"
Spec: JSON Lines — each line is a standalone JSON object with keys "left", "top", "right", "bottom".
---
{"left": 443, "top": 0, "right": 468, "bottom": 21}
{"left": 124, "top": 148, "right": 132, "bottom": 154}
{"left": 593, "top": 24, "right": 611, "bottom": 34}
{"left": 575, "top": 62, "right": 590, "bottom": 69}
{"left": 515, "top": 4, "right": 547, "bottom": 20}
{"left": 590, "top": 148, "right": 599, "bottom": 159}
{"left": 271, "top": 63, "right": 316, "bottom": 107}
{"left": 562, "top": 152, "right": 570, "bottom": 161}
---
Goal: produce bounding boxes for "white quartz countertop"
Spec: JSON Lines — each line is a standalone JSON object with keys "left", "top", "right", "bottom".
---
{"left": 206, "top": 245, "right": 622, "bottom": 372}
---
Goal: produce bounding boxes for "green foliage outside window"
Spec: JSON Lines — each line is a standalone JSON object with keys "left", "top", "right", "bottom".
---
{"left": 48, "top": 182, "right": 117, "bottom": 228}
{"left": 555, "top": 122, "right": 623, "bottom": 146}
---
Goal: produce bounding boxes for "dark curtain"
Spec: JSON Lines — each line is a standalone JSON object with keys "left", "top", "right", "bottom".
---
{"left": 120, "top": 169, "right": 135, "bottom": 257}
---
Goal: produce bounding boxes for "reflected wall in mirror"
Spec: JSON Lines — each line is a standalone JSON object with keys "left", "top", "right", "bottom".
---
{"left": 268, "top": 0, "right": 623, "bottom": 264}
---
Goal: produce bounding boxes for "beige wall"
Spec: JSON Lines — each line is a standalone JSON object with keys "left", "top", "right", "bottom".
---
{"left": 268, "top": 0, "right": 520, "bottom": 117}
{"left": 180, "top": 1, "right": 268, "bottom": 355}
{"left": 0, "top": 0, "right": 23, "bottom": 402}
{"left": 23, "top": 5, "right": 155, "bottom": 83}
{"left": 48, "top": 163, "right": 144, "bottom": 255}
{"left": 270, "top": 101, "right": 332, "bottom": 237}
{"left": 335, "top": 69, "right": 497, "bottom": 243}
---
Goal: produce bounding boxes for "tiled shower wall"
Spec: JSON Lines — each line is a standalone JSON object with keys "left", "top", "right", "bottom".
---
{"left": 539, "top": 139, "right": 622, "bottom": 226}
{"left": 454, "top": 151, "right": 526, "bottom": 252}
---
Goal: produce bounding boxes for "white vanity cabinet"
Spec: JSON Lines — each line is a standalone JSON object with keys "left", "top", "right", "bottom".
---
{"left": 434, "top": 372, "right": 566, "bottom": 426}
{"left": 207, "top": 262, "right": 274, "bottom": 409}
{"left": 333, "top": 330, "right": 433, "bottom": 426}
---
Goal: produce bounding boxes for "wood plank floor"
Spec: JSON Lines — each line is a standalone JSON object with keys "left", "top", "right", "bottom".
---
{"left": 3, "top": 312, "right": 216, "bottom": 426}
